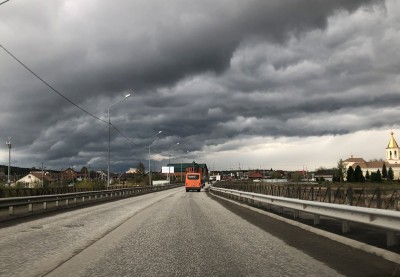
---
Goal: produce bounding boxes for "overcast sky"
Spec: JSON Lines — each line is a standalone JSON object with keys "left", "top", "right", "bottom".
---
{"left": 0, "top": 0, "right": 399, "bottom": 172}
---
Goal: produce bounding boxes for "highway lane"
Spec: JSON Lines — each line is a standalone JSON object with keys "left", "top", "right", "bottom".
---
{"left": 0, "top": 187, "right": 181, "bottom": 277}
{"left": 47, "top": 187, "right": 343, "bottom": 277}
{"left": 0, "top": 186, "right": 398, "bottom": 276}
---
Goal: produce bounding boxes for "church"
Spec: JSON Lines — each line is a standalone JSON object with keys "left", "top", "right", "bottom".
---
{"left": 343, "top": 132, "right": 400, "bottom": 180}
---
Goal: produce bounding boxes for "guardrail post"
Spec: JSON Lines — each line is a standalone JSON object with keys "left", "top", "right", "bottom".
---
{"left": 82, "top": 196, "right": 85, "bottom": 202}
{"left": 348, "top": 187, "right": 353, "bottom": 206}
{"left": 328, "top": 186, "right": 332, "bottom": 203}
{"left": 9, "top": 206, "right": 14, "bottom": 215}
{"left": 43, "top": 202, "right": 47, "bottom": 210}
{"left": 74, "top": 197, "right": 77, "bottom": 204}
{"left": 66, "top": 199, "right": 69, "bottom": 205}
{"left": 56, "top": 200, "right": 59, "bottom": 207}
{"left": 294, "top": 210, "right": 299, "bottom": 219}
{"left": 28, "top": 203, "right": 33, "bottom": 212}
{"left": 311, "top": 186, "right": 314, "bottom": 201}
{"left": 313, "top": 214, "right": 320, "bottom": 225}
{"left": 342, "top": 221, "right": 350, "bottom": 233}
{"left": 387, "top": 231, "right": 399, "bottom": 247}
{"left": 376, "top": 189, "right": 382, "bottom": 209}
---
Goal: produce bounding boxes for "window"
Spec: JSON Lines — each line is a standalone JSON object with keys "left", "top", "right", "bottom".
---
{"left": 187, "top": 174, "right": 199, "bottom": 180}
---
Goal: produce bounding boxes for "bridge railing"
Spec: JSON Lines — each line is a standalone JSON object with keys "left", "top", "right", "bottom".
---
{"left": 213, "top": 182, "right": 400, "bottom": 210}
{"left": 0, "top": 184, "right": 181, "bottom": 221}
{"left": 210, "top": 186, "right": 400, "bottom": 248}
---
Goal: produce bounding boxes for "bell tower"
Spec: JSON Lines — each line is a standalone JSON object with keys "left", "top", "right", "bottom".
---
{"left": 386, "top": 131, "right": 400, "bottom": 164}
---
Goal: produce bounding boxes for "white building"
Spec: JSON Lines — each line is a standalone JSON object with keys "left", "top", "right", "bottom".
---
{"left": 126, "top": 168, "right": 137, "bottom": 174}
{"left": 344, "top": 132, "right": 400, "bottom": 180}
{"left": 16, "top": 172, "right": 56, "bottom": 188}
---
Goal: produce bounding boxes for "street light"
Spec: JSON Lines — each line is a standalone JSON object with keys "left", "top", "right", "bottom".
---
{"left": 6, "top": 137, "right": 11, "bottom": 185}
{"left": 108, "top": 93, "right": 132, "bottom": 188}
{"left": 148, "top": 130, "right": 162, "bottom": 186}
{"left": 41, "top": 162, "right": 46, "bottom": 188}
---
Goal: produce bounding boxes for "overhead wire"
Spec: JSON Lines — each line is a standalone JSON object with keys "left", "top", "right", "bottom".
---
{"left": 0, "top": 11, "right": 168, "bottom": 163}
{"left": 110, "top": 124, "right": 140, "bottom": 146}
{"left": 1, "top": 3, "right": 134, "bottom": 145}
{"left": 0, "top": 0, "right": 11, "bottom": 6}
{"left": 0, "top": 43, "right": 108, "bottom": 124}
{"left": 0, "top": 42, "right": 140, "bottom": 148}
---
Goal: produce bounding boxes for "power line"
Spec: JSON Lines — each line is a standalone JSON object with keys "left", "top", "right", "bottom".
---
{"left": 110, "top": 123, "right": 139, "bottom": 146}
{"left": 0, "top": 42, "right": 139, "bottom": 148}
{"left": 0, "top": 43, "right": 107, "bottom": 124}
{"left": 0, "top": 0, "right": 11, "bottom": 6}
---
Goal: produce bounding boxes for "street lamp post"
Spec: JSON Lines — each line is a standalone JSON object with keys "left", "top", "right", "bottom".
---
{"left": 6, "top": 137, "right": 11, "bottom": 185}
{"left": 107, "top": 93, "right": 132, "bottom": 188}
{"left": 148, "top": 131, "right": 162, "bottom": 186}
{"left": 41, "top": 162, "right": 46, "bottom": 188}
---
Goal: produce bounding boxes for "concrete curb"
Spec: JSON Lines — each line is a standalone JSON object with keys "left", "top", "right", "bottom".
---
{"left": 210, "top": 191, "right": 400, "bottom": 265}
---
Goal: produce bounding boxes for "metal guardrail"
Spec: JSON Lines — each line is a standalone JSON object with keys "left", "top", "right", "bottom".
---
{"left": 0, "top": 184, "right": 181, "bottom": 221}
{"left": 213, "top": 182, "right": 399, "bottom": 210}
{"left": 210, "top": 186, "right": 400, "bottom": 247}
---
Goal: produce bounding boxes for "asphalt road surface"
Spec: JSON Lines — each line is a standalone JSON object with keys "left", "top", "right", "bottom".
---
{"left": 0, "top": 186, "right": 398, "bottom": 277}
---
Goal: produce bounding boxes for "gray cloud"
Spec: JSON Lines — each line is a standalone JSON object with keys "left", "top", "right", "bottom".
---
{"left": 1, "top": 0, "right": 398, "bottom": 171}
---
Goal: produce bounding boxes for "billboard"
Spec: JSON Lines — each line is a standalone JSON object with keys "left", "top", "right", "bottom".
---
{"left": 162, "top": 166, "right": 175, "bottom": 173}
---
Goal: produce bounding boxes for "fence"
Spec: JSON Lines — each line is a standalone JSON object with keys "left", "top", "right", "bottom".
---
{"left": 214, "top": 182, "right": 400, "bottom": 210}
{"left": 0, "top": 184, "right": 161, "bottom": 198}
{"left": 0, "top": 184, "right": 181, "bottom": 221}
{"left": 210, "top": 186, "right": 400, "bottom": 249}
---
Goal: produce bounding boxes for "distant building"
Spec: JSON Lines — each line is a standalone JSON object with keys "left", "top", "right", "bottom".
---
{"left": 60, "top": 168, "right": 78, "bottom": 183}
{"left": 314, "top": 169, "right": 335, "bottom": 181}
{"left": 17, "top": 172, "right": 56, "bottom": 188}
{"left": 166, "top": 162, "right": 208, "bottom": 181}
{"left": 126, "top": 168, "right": 137, "bottom": 174}
{"left": 248, "top": 171, "right": 263, "bottom": 180}
{"left": 386, "top": 131, "right": 400, "bottom": 164}
{"left": 344, "top": 132, "right": 400, "bottom": 180}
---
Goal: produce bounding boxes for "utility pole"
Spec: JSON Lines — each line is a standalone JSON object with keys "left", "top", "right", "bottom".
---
{"left": 149, "top": 145, "right": 151, "bottom": 186}
{"left": 6, "top": 137, "right": 11, "bottom": 185}
{"left": 41, "top": 162, "right": 44, "bottom": 188}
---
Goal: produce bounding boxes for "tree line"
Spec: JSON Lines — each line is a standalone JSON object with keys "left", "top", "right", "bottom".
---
{"left": 343, "top": 161, "right": 394, "bottom": 182}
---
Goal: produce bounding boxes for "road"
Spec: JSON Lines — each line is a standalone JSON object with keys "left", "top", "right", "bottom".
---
{"left": 0, "top": 186, "right": 398, "bottom": 276}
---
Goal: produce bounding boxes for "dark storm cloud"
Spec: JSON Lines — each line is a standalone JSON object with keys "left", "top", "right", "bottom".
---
{"left": 0, "top": 0, "right": 396, "bottom": 171}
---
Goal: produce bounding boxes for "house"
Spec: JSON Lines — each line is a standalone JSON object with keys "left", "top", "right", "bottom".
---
{"left": 248, "top": 171, "right": 263, "bottom": 180}
{"left": 60, "top": 168, "right": 78, "bottom": 183}
{"left": 314, "top": 169, "right": 335, "bottom": 181}
{"left": 17, "top": 172, "right": 56, "bottom": 188}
